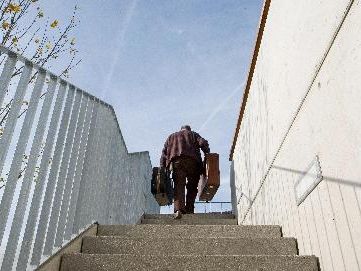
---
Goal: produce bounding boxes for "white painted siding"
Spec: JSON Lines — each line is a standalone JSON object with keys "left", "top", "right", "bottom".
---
{"left": 231, "top": 0, "right": 361, "bottom": 270}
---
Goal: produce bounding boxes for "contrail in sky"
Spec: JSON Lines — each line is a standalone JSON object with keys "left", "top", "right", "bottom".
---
{"left": 100, "top": 0, "right": 138, "bottom": 99}
{"left": 198, "top": 80, "right": 246, "bottom": 133}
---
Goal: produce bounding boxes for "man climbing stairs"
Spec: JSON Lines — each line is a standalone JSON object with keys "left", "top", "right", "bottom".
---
{"left": 60, "top": 214, "right": 319, "bottom": 270}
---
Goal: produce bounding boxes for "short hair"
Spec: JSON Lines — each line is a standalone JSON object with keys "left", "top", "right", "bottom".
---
{"left": 181, "top": 125, "right": 191, "bottom": 131}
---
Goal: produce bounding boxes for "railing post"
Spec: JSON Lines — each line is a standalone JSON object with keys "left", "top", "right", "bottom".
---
{"left": 0, "top": 61, "right": 32, "bottom": 178}
{"left": 2, "top": 74, "right": 57, "bottom": 270}
{"left": 103, "top": 111, "right": 117, "bottom": 224}
{"left": 0, "top": 53, "right": 17, "bottom": 107}
{"left": 20, "top": 83, "right": 74, "bottom": 268}
{"left": 92, "top": 105, "right": 111, "bottom": 224}
{"left": 16, "top": 80, "right": 68, "bottom": 271}
{"left": 72, "top": 100, "right": 101, "bottom": 234}
{"left": 0, "top": 70, "right": 46, "bottom": 271}
{"left": 54, "top": 92, "right": 88, "bottom": 247}
{"left": 41, "top": 89, "right": 82, "bottom": 259}
{"left": 102, "top": 107, "right": 118, "bottom": 224}
{"left": 64, "top": 98, "right": 94, "bottom": 240}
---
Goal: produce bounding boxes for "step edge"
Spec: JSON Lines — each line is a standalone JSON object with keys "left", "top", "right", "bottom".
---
{"left": 84, "top": 236, "right": 296, "bottom": 241}
{"left": 63, "top": 253, "right": 318, "bottom": 259}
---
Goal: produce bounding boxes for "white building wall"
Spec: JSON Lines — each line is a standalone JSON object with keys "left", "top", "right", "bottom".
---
{"left": 231, "top": 0, "right": 361, "bottom": 270}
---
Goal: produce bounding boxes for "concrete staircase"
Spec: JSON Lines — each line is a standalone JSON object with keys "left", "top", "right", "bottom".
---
{"left": 60, "top": 214, "right": 319, "bottom": 270}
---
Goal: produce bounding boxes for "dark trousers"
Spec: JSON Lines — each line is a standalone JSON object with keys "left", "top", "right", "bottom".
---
{"left": 172, "top": 156, "right": 200, "bottom": 214}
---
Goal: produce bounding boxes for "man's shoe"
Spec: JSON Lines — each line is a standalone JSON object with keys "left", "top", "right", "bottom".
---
{"left": 174, "top": 210, "right": 182, "bottom": 219}
{"left": 184, "top": 208, "right": 194, "bottom": 214}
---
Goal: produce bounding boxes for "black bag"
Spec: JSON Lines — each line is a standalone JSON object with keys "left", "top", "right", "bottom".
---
{"left": 151, "top": 167, "right": 173, "bottom": 206}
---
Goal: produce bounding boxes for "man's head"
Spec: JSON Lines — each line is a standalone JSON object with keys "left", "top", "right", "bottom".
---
{"left": 181, "top": 125, "right": 191, "bottom": 131}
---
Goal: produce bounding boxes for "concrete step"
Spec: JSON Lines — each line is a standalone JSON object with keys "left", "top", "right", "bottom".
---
{"left": 143, "top": 213, "right": 235, "bottom": 220}
{"left": 61, "top": 254, "right": 319, "bottom": 271}
{"left": 97, "top": 224, "right": 282, "bottom": 238}
{"left": 82, "top": 236, "right": 298, "bottom": 256}
{"left": 141, "top": 217, "right": 237, "bottom": 225}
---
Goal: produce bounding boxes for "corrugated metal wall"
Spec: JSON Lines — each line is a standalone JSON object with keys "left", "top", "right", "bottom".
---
{"left": 231, "top": 0, "right": 361, "bottom": 270}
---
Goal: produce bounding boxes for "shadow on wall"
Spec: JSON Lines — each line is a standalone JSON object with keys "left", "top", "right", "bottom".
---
{"left": 272, "top": 165, "right": 361, "bottom": 188}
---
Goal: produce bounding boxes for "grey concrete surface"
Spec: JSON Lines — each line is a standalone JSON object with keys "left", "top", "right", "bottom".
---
{"left": 82, "top": 236, "right": 297, "bottom": 256}
{"left": 97, "top": 224, "right": 282, "bottom": 238}
{"left": 60, "top": 254, "right": 319, "bottom": 271}
{"left": 59, "top": 214, "right": 318, "bottom": 270}
{"left": 35, "top": 224, "right": 98, "bottom": 271}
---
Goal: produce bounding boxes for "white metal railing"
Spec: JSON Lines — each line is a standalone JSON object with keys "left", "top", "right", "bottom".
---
{"left": 0, "top": 45, "right": 159, "bottom": 270}
{"left": 161, "top": 201, "right": 233, "bottom": 214}
{"left": 194, "top": 201, "right": 232, "bottom": 214}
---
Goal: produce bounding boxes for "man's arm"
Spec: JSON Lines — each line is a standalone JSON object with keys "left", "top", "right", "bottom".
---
{"left": 195, "top": 133, "right": 210, "bottom": 154}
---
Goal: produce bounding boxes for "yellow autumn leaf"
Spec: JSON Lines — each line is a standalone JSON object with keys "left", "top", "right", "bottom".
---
{"left": 50, "top": 19, "right": 58, "bottom": 28}
{"left": 45, "top": 42, "right": 51, "bottom": 49}
{"left": 12, "top": 36, "right": 18, "bottom": 43}
{"left": 13, "top": 5, "right": 21, "bottom": 13}
{"left": 7, "top": 3, "right": 21, "bottom": 13}
{"left": 2, "top": 21, "right": 10, "bottom": 30}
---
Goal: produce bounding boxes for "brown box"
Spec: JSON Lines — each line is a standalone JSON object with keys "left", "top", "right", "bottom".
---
{"left": 198, "top": 153, "right": 220, "bottom": 201}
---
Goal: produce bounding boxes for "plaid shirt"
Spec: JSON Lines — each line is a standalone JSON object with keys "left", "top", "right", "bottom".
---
{"left": 160, "top": 129, "right": 210, "bottom": 168}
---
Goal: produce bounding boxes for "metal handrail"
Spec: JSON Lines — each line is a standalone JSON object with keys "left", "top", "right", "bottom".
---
{"left": 162, "top": 201, "right": 232, "bottom": 214}
{"left": 195, "top": 201, "right": 232, "bottom": 214}
{"left": 0, "top": 45, "right": 159, "bottom": 270}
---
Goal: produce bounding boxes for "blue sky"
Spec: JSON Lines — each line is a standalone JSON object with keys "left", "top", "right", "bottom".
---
{"left": 41, "top": 0, "right": 263, "bottom": 210}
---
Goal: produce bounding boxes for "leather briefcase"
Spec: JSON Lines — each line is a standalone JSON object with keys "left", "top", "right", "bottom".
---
{"left": 198, "top": 153, "right": 220, "bottom": 201}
